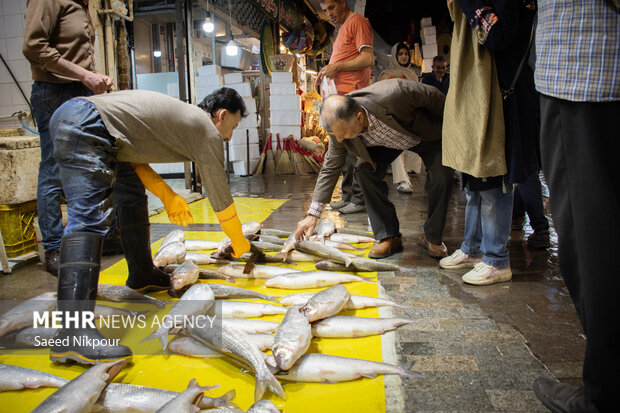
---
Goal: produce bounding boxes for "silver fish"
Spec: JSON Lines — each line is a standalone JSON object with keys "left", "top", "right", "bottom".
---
{"left": 97, "top": 284, "right": 166, "bottom": 309}
{"left": 277, "top": 233, "right": 297, "bottom": 261}
{"left": 0, "top": 292, "right": 56, "bottom": 337}
{"left": 280, "top": 292, "right": 406, "bottom": 310}
{"left": 14, "top": 327, "right": 57, "bottom": 347}
{"left": 156, "top": 379, "right": 216, "bottom": 413}
{"left": 220, "top": 301, "right": 287, "bottom": 318}
{"left": 184, "top": 239, "right": 219, "bottom": 251}
{"left": 294, "top": 240, "right": 354, "bottom": 267}
{"left": 265, "top": 271, "right": 374, "bottom": 290}
{"left": 31, "top": 360, "right": 126, "bottom": 413}
{"left": 186, "top": 323, "right": 285, "bottom": 401}
{"left": 0, "top": 363, "right": 68, "bottom": 391}
{"left": 141, "top": 284, "right": 215, "bottom": 350}
{"left": 242, "top": 222, "right": 263, "bottom": 236}
{"left": 248, "top": 333, "right": 275, "bottom": 351}
{"left": 328, "top": 233, "right": 375, "bottom": 244}
{"left": 300, "top": 284, "right": 350, "bottom": 322}
{"left": 273, "top": 306, "right": 312, "bottom": 370}
{"left": 170, "top": 260, "right": 200, "bottom": 290}
{"left": 246, "top": 400, "right": 280, "bottom": 413}
{"left": 221, "top": 318, "right": 280, "bottom": 334}
{"left": 311, "top": 316, "right": 414, "bottom": 338}
{"left": 334, "top": 227, "right": 374, "bottom": 238}
{"left": 324, "top": 239, "right": 363, "bottom": 251}
{"left": 315, "top": 258, "right": 403, "bottom": 272}
{"left": 257, "top": 235, "right": 286, "bottom": 245}
{"left": 250, "top": 241, "right": 284, "bottom": 252}
{"left": 276, "top": 353, "right": 422, "bottom": 383}
{"left": 315, "top": 219, "right": 336, "bottom": 241}
{"left": 205, "top": 284, "right": 278, "bottom": 302}
{"left": 216, "top": 264, "right": 301, "bottom": 279}
{"left": 185, "top": 251, "right": 229, "bottom": 265}
{"left": 171, "top": 334, "right": 273, "bottom": 354}
{"left": 260, "top": 228, "right": 291, "bottom": 238}
{"left": 153, "top": 241, "right": 186, "bottom": 268}
{"left": 159, "top": 230, "right": 185, "bottom": 251}
{"left": 95, "top": 382, "right": 235, "bottom": 412}
{"left": 163, "top": 265, "right": 235, "bottom": 283}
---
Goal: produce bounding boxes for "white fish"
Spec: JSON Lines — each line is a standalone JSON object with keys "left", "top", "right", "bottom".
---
{"left": 258, "top": 235, "right": 286, "bottom": 245}
{"left": 315, "top": 219, "right": 336, "bottom": 241}
{"left": 0, "top": 363, "right": 68, "bottom": 391}
{"left": 184, "top": 239, "right": 219, "bottom": 251}
{"left": 265, "top": 271, "right": 374, "bottom": 290}
{"left": 206, "top": 284, "right": 278, "bottom": 302}
{"left": 171, "top": 334, "right": 273, "bottom": 355}
{"left": 141, "top": 284, "right": 215, "bottom": 350}
{"left": 219, "top": 301, "right": 287, "bottom": 318}
{"left": 260, "top": 228, "right": 291, "bottom": 238}
{"left": 273, "top": 250, "right": 325, "bottom": 263}
{"left": 329, "top": 233, "right": 375, "bottom": 244}
{"left": 31, "top": 360, "right": 126, "bottom": 413}
{"left": 97, "top": 285, "right": 166, "bottom": 308}
{"left": 273, "top": 306, "right": 312, "bottom": 370}
{"left": 95, "top": 382, "right": 235, "bottom": 412}
{"left": 0, "top": 292, "right": 56, "bottom": 337}
{"left": 221, "top": 318, "right": 280, "bottom": 334}
{"left": 294, "top": 240, "right": 355, "bottom": 267}
{"left": 158, "top": 230, "right": 185, "bottom": 252}
{"left": 242, "top": 222, "right": 262, "bottom": 236}
{"left": 311, "top": 316, "right": 414, "bottom": 338}
{"left": 14, "top": 327, "right": 58, "bottom": 347}
{"left": 300, "top": 284, "right": 350, "bottom": 322}
{"left": 170, "top": 260, "right": 200, "bottom": 290}
{"left": 153, "top": 241, "right": 186, "bottom": 268}
{"left": 276, "top": 353, "right": 422, "bottom": 383}
{"left": 280, "top": 292, "right": 406, "bottom": 310}
{"left": 156, "top": 379, "right": 215, "bottom": 413}
{"left": 185, "top": 252, "right": 229, "bottom": 265}
{"left": 217, "top": 264, "right": 301, "bottom": 279}
{"left": 324, "top": 239, "right": 363, "bottom": 251}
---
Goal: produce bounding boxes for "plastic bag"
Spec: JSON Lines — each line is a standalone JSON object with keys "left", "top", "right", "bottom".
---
{"left": 320, "top": 76, "right": 338, "bottom": 100}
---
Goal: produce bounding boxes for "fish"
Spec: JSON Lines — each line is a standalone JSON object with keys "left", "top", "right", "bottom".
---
{"left": 163, "top": 265, "right": 235, "bottom": 283}
{"left": 323, "top": 239, "right": 364, "bottom": 251}
{"left": 242, "top": 221, "right": 263, "bottom": 237}
{"left": 158, "top": 230, "right": 185, "bottom": 251}
{"left": 248, "top": 333, "right": 275, "bottom": 351}
{"left": 257, "top": 235, "right": 286, "bottom": 245}
{"left": 265, "top": 271, "right": 374, "bottom": 290}
{"left": 95, "top": 382, "right": 235, "bottom": 412}
{"left": 221, "top": 318, "right": 280, "bottom": 334}
{"left": 93, "top": 304, "right": 147, "bottom": 319}
{"left": 300, "top": 284, "right": 350, "bottom": 322}
{"left": 171, "top": 333, "right": 273, "bottom": 355}
{"left": 0, "top": 363, "right": 68, "bottom": 391}
{"left": 334, "top": 227, "right": 374, "bottom": 238}
{"left": 260, "top": 228, "right": 291, "bottom": 238}
{"left": 97, "top": 284, "right": 166, "bottom": 309}
{"left": 311, "top": 316, "right": 414, "bottom": 338}
{"left": 216, "top": 222, "right": 262, "bottom": 256}
{"left": 13, "top": 327, "right": 58, "bottom": 347}
{"left": 153, "top": 241, "right": 186, "bottom": 268}
{"left": 31, "top": 360, "right": 126, "bottom": 413}
{"left": 315, "top": 258, "right": 403, "bottom": 272}
{"left": 205, "top": 284, "right": 279, "bottom": 302}
{"left": 141, "top": 284, "right": 215, "bottom": 350}
{"left": 0, "top": 292, "right": 56, "bottom": 337}
{"left": 280, "top": 292, "right": 406, "bottom": 310}
{"left": 329, "top": 233, "right": 375, "bottom": 244}
{"left": 277, "top": 233, "right": 297, "bottom": 261}
{"left": 155, "top": 379, "right": 216, "bottom": 413}
{"left": 315, "top": 219, "right": 336, "bottom": 241}
{"left": 294, "top": 240, "right": 354, "bottom": 267}
{"left": 273, "top": 306, "right": 312, "bottom": 370}
{"left": 250, "top": 241, "right": 284, "bottom": 252}
{"left": 170, "top": 260, "right": 200, "bottom": 290}
{"left": 276, "top": 353, "right": 423, "bottom": 383}
{"left": 246, "top": 400, "right": 280, "bottom": 413}
{"left": 216, "top": 264, "right": 301, "bottom": 279}
{"left": 185, "top": 252, "right": 229, "bottom": 265}
{"left": 186, "top": 323, "right": 286, "bottom": 401}
{"left": 184, "top": 239, "right": 219, "bottom": 251}
{"left": 276, "top": 250, "right": 324, "bottom": 263}
{"left": 220, "top": 301, "right": 287, "bottom": 318}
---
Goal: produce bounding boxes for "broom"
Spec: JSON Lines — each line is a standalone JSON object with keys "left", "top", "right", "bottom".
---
{"left": 275, "top": 136, "right": 294, "bottom": 174}
{"left": 298, "top": 144, "right": 322, "bottom": 173}
{"left": 253, "top": 137, "right": 268, "bottom": 174}
{"left": 274, "top": 133, "right": 282, "bottom": 166}
{"left": 264, "top": 134, "right": 275, "bottom": 174}
{"left": 291, "top": 137, "right": 311, "bottom": 175}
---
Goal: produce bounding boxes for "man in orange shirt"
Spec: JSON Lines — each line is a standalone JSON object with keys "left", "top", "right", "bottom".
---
{"left": 317, "top": 0, "right": 374, "bottom": 214}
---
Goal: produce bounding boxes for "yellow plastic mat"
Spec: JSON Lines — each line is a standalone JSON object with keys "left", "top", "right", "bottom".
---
{"left": 0, "top": 197, "right": 387, "bottom": 412}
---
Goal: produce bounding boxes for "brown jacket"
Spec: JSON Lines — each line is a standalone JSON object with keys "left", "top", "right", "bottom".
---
{"left": 311, "top": 79, "right": 445, "bottom": 204}
{"left": 22, "top": 0, "right": 96, "bottom": 83}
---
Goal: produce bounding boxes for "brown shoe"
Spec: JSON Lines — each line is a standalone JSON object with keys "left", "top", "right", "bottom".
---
{"left": 368, "top": 236, "right": 403, "bottom": 259}
{"left": 533, "top": 377, "right": 600, "bottom": 413}
{"left": 421, "top": 235, "right": 448, "bottom": 258}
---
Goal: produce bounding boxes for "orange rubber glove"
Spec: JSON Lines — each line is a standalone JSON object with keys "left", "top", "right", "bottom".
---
{"left": 132, "top": 163, "right": 194, "bottom": 227}
{"left": 214, "top": 203, "right": 251, "bottom": 258}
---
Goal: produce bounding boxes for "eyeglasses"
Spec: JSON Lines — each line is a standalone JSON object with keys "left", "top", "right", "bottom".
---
{"left": 434, "top": 65, "right": 446, "bottom": 70}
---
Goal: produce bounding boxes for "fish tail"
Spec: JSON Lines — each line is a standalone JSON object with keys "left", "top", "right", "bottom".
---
{"left": 344, "top": 256, "right": 354, "bottom": 267}
{"left": 146, "top": 297, "right": 166, "bottom": 309}
{"left": 214, "top": 389, "right": 236, "bottom": 406}
{"left": 267, "top": 295, "right": 281, "bottom": 302}
{"left": 140, "top": 327, "right": 169, "bottom": 350}
{"left": 256, "top": 370, "right": 286, "bottom": 401}
{"left": 400, "top": 361, "right": 425, "bottom": 378}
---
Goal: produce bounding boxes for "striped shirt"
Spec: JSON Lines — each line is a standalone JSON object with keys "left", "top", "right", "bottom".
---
{"left": 535, "top": 0, "right": 620, "bottom": 102}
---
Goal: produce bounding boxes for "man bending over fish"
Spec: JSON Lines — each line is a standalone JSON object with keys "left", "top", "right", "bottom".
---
{"left": 295, "top": 79, "right": 454, "bottom": 259}
{"left": 47, "top": 87, "right": 251, "bottom": 364}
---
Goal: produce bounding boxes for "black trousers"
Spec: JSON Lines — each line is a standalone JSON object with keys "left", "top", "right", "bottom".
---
{"left": 340, "top": 152, "right": 364, "bottom": 205}
{"left": 540, "top": 95, "right": 620, "bottom": 412}
{"left": 355, "top": 140, "right": 454, "bottom": 244}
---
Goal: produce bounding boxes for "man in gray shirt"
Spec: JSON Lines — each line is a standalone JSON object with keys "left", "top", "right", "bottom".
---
{"left": 47, "top": 87, "right": 251, "bottom": 365}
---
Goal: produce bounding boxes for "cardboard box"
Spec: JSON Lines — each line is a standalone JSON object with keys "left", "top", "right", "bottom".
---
{"left": 270, "top": 110, "right": 301, "bottom": 126}
{"left": 422, "top": 43, "right": 438, "bottom": 58}
{"left": 421, "top": 17, "right": 432, "bottom": 27}
{"left": 228, "top": 143, "right": 260, "bottom": 162}
{"left": 269, "top": 82, "right": 296, "bottom": 95}
{"left": 226, "top": 82, "right": 252, "bottom": 97}
{"left": 270, "top": 95, "right": 301, "bottom": 111}
{"left": 271, "top": 71, "right": 293, "bottom": 83}
{"left": 224, "top": 72, "right": 244, "bottom": 84}
{"left": 268, "top": 126, "right": 301, "bottom": 139}
{"left": 231, "top": 128, "right": 259, "bottom": 145}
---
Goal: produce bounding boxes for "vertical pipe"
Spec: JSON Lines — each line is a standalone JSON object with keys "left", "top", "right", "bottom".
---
{"left": 246, "top": 129, "right": 250, "bottom": 176}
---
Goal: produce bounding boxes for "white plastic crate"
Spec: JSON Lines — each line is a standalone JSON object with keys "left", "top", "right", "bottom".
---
{"left": 271, "top": 72, "right": 293, "bottom": 83}
{"left": 224, "top": 72, "right": 244, "bottom": 85}
{"left": 226, "top": 82, "right": 252, "bottom": 97}
{"left": 237, "top": 114, "right": 258, "bottom": 129}
{"left": 270, "top": 95, "right": 301, "bottom": 111}
{"left": 244, "top": 97, "right": 257, "bottom": 114}
{"left": 269, "top": 82, "right": 296, "bottom": 95}
{"left": 270, "top": 110, "right": 301, "bottom": 126}
{"left": 422, "top": 58, "right": 434, "bottom": 73}
{"left": 197, "top": 74, "right": 223, "bottom": 87}
{"left": 231, "top": 128, "right": 259, "bottom": 145}
{"left": 197, "top": 65, "right": 221, "bottom": 76}
{"left": 422, "top": 43, "right": 438, "bottom": 58}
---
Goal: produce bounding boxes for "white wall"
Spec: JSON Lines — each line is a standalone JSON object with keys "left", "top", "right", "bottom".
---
{"left": 0, "top": 0, "right": 31, "bottom": 128}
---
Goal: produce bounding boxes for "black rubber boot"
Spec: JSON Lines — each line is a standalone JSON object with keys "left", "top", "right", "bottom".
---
{"left": 50, "top": 232, "right": 133, "bottom": 365}
{"left": 117, "top": 205, "right": 170, "bottom": 292}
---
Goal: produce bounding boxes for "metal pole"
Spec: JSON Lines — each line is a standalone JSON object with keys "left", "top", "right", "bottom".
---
{"left": 226, "top": 141, "right": 230, "bottom": 184}
{"left": 246, "top": 129, "right": 250, "bottom": 176}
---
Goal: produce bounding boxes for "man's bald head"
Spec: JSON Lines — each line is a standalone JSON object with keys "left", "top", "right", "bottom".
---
{"left": 320, "top": 95, "right": 367, "bottom": 142}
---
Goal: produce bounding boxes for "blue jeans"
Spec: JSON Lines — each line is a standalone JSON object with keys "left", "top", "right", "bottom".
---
{"left": 50, "top": 99, "right": 146, "bottom": 236}
{"left": 513, "top": 172, "right": 550, "bottom": 231}
{"left": 460, "top": 186, "right": 514, "bottom": 268}
{"left": 31, "top": 81, "right": 92, "bottom": 250}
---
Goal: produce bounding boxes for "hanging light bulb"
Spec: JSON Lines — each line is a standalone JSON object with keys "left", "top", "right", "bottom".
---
{"left": 203, "top": 16, "right": 214, "bottom": 33}
{"left": 226, "top": 39, "right": 238, "bottom": 56}
{"left": 153, "top": 50, "right": 162, "bottom": 57}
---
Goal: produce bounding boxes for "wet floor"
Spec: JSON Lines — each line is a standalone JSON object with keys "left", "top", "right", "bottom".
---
{"left": 0, "top": 171, "right": 584, "bottom": 412}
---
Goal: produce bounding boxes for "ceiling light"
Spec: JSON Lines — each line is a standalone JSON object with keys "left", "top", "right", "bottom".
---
{"left": 153, "top": 50, "right": 162, "bottom": 57}
{"left": 226, "top": 39, "right": 238, "bottom": 56}
{"left": 203, "top": 16, "right": 214, "bottom": 33}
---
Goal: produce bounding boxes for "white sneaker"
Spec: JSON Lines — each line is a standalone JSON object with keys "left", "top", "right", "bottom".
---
{"left": 462, "top": 262, "right": 512, "bottom": 286}
{"left": 397, "top": 181, "right": 413, "bottom": 194}
{"left": 439, "top": 249, "right": 482, "bottom": 269}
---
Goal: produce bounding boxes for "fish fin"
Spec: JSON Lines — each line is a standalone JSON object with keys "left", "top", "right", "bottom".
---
{"left": 267, "top": 295, "right": 281, "bottom": 302}
{"left": 344, "top": 256, "right": 354, "bottom": 267}
{"left": 401, "top": 361, "right": 425, "bottom": 378}
{"left": 225, "top": 276, "right": 236, "bottom": 284}
{"left": 215, "top": 389, "right": 237, "bottom": 406}
{"left": 256, "top": 370, "right": 286, "bottom": 401}
{"left": 320, "top": 378, "right": 339, "bottom": 384}
{"left": 140, "top": 327, "right": 169, "bottom": 350}
{"left": 361, "top": 372, "right": 379, "bottom": 379}
{"left": 145, "top": 296, "right": 166, "bottom": 309}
